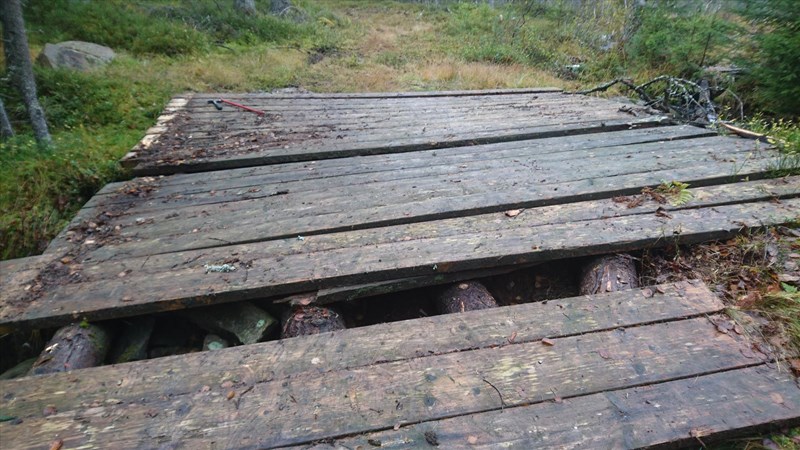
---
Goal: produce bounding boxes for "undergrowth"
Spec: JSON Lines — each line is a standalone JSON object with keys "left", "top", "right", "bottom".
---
{"left": 0, "top": 129, "right": 135, "bottom": 258}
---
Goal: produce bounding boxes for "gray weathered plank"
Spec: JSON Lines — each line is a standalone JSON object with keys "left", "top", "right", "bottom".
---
{"left": 180, "top": 97, "right": 629, "bottom": 129}
{"left": 0, "top": 317, "right": 764, "bottom": 449}
{"left": 74, "top": 155, "right": 784, "bottom": 261}
{"left": 131, "top": 116, "right": 669, "bottom": 175}
{"left": 57, "top": 177, "right": 800, "bottom": 282}
{"left": 2, "top": 194, "right": 796, "bottom": 330}
{"left": 0, "top": 281, "right": 720, "bottom": 419}
{"left": 88, "top": 125, "right": 714, "bottom": 214}
{"left": 60, "top": 135, "right": 773, "bottom": 260}
{"left": 325, "top": 366, "right": 800, "bottom": 450}
{"left": 88, "top": 125, "right": 716, "bottom": 213}
{"left": 188, "top": 87, "right": 563, "bottom": 101}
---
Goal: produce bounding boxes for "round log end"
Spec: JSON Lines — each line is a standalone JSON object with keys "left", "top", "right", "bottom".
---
{"left": 579, "top": 254, "right": 639, "bottom": 295}
{"left": 281, "top": 306, "right": 346, "bottom": 339}
{"left": 436, "top": 281, "right": 498, "bottom": 314}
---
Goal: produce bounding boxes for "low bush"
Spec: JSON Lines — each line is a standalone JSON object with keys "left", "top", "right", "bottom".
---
{"left": 1, "top": 67, "right": 171, "bottom": 131}
{"left": 736, "top": 0, "right": 800, "bottom": 117}
{"left": 25, "top": 0, "right": 210, "bottom": 56}
{"left": 625, "top": 3, "right": 739, "bottom": 78}
{"left": 0, "top": 128, "right": 137, "bottom": 258}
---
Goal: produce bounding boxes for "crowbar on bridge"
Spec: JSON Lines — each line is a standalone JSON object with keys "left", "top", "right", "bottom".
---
{"left": 207, "top": 98, "right": 266, "bottom": 116}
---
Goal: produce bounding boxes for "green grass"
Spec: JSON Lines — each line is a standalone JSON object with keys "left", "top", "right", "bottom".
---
{"left": 0, "top": 129, "right": 137, "bottom": 258}
{"left": 0, "top": 0, "right": 345, "bottom": 259}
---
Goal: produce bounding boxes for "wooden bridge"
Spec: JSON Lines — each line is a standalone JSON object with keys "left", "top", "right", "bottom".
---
{"left": 1, "top": 88, "right": 798, "bottom": 448}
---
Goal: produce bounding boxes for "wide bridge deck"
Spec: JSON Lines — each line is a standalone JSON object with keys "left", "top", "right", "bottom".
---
{"left": 0, "top": 89, "right": 798, "bottom": 448}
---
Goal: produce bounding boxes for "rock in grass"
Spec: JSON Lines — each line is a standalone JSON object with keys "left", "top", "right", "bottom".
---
{"left": 182, "top": 302, "right": 277, "bottom": 345}
{"left": 436, "top": 281, "right": 498, "bottom": 314}
{"left": 108, "top": 317, "right": 155, "bottom": 364}
{"left": 36, "top": 41, "right": 115, "bottom": 71}
{"left": 281, "top": 306, "right": 346, "bottom": 338}
{"left": 29, "top": 324, "right": 111, "bottom": 375}
{"left": 579, "top": 254, "right": 639, "bottom": 295}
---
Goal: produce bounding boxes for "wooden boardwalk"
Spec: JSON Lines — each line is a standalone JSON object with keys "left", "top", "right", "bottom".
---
{"left": 1, "top": 89, "right": 798, "bottom": 447}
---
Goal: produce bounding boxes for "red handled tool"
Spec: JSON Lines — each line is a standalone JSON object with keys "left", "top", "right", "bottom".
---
{"left": 207, "top": 98, "right": 266, "bottom": 116}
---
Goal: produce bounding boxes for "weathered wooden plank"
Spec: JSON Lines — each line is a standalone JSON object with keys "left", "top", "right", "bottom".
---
{"left": 0, "top": 317, "right": 767, "bottom": 449}
{"left": 120, "top": 96, "right": 191, "bottom": 169}
{"left": 0, "top": 255, "right": 50, "bottom": 310}
{"left": 189, "top": 87, "right": 563, "bottom": 100}
{"left": 2, "top": 195, "right": 796, "bottom": 330}
{"left": 327, "top": 366, "right": 800, "bottom": 450}
{"left": 181, "top": 92, "right": 599, "bottom": 116}
{"left": 164, "top": 107, "right": 643, "bottom": 141}
{"left": 179, "top": 97, "right": 628, "bottom": 129}
{"left": 87, "top": 126, "right": 714, "bottom": 215}
{"left": 131, "top": 116, "right": 670, "bottom": 175}
{"left": 76, "top": 156, "right": 784, "bottom": 261}
{"left": 107, "top": 136, "right": 762, "bottom": 220}
{"left": 87, "top": 126, "right": 716, "bottom": 211}
{"left": 0, "top": 282, "right": 721, "bottom": 419}
{"left": 65, "top": 176, "right": 800, "bottom": 282}
{"left": 87, "top": 176, "right": 799, "bottom": 305}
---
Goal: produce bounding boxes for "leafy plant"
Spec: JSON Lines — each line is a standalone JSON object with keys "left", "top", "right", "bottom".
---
{"left": 657, "top": 180, "right": 694, "bottom": 206}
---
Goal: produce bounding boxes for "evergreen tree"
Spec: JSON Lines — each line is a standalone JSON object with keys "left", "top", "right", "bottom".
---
{"left": 741, "top": 0, "right": 800, "bottom": 117}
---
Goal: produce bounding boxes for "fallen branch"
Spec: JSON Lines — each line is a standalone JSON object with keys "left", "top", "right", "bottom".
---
{"left": 571, "top": 75, "right": 726, "bottom": 124}
{"left": 717, "top": 122, "right": 767, "bottom": 141}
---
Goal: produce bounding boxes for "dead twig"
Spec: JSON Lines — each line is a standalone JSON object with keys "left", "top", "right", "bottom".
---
{"left": 717, "top": 122, "right": 768, "bottom": 141}
{"left": 571, "top": 75, "right": 727, "bottom": 124}
{"left": 482, "top": 378, "right": 507, "bottom": 409}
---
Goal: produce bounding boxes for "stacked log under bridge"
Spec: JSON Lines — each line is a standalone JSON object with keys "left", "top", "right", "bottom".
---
{"left": 1, "top": 89, "right": 799, "bottom": 448}
{"left": 3, "top": 256, "right": 630, "bottom": 376}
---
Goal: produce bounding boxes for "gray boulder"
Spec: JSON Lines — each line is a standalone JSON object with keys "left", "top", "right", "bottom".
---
{"left": 37, "top": 41, "right": 115, "bottom": 71}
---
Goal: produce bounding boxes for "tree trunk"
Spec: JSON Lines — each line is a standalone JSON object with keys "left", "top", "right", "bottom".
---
{"left": 281, "top": 305, "right": 346, "bottom": 338}
{"left": 29, "top": 324, "right": 111, "bottom": 375}
{"left": 436, "top": 281, "right": 498, "bottom": 314}
{"left": 0, "top": 0, "right": 51, "bottom": 146}
{"left": 579, "top": 254, "right": 639, "bottom": 295}
{"left": 234, "top": 0, "right": 257, "bottom": 15}
{"left": 0, "top": 97, "right": 13, "bottom": 140}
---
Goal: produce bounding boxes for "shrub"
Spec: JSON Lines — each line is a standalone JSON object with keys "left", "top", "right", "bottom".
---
{"left": 0, "top": 128, "right": 135, "bottom": 259}
{"left": 737, "top": 0, "right": 800, "bottom": 117}
{"left": 1, "top": 67, "right": 170, "bottom": 131}
{"left": 626, "top": 3, "right": 739, "bottom": 77}
{"left": 25, "top": 0, "right": 209, "bottom": 56}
